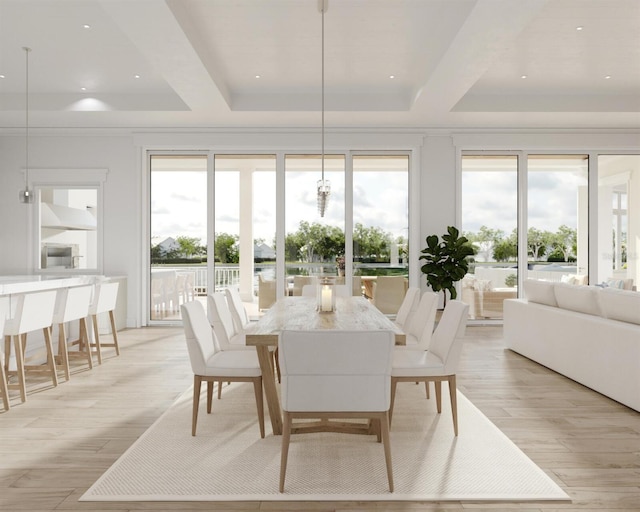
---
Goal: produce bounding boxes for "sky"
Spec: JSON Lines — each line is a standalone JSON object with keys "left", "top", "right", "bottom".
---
{"left": 150, "top": 158, "right": 588, "bottom": 248}
{"left": 151, "top": 165, "right": 409, "bottom": 247}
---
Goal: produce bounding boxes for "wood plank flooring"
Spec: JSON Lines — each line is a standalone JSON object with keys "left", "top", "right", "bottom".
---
{"left": 1, "top": 325, "right": 639, "bottom": 511}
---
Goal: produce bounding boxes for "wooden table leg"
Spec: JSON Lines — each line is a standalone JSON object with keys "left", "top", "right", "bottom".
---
{"left": 256, "top": 346, "right": 282, "bottom": 435}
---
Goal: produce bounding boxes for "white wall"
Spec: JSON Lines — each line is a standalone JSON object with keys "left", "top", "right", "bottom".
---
{"left": 0, "top": 133, "right": 140, "bottom": 328}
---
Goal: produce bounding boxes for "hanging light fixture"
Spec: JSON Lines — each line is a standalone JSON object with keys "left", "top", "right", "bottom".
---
{"left": 316, "top": 0, "right": 330, "bottom": 217}
{"left": 19, "top": 46, "right": 34, "bottom": 204}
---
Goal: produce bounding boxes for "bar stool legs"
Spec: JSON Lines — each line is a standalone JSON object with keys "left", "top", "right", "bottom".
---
{"left": 88, "top": 282, "right": 121, "bottom": 365}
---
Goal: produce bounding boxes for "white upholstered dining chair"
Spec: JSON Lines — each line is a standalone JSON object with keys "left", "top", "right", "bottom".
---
{"left": 0, "top": 314, "right": 9, "bottom": 411}
{"left": 207, "top": 293, "right": 248, "bottom": 350}
{"left": 372, "top": 276, "right": 407, "bottom": 315}
{"left": 390, "top": 300, "right": 469, "bottom": 435}
{"left": 278, "top": 329, "right": 395, "bottom": 492}
{"left": 402, "top": 291, "right": 438, "bottom": 349}
{"left": 393, "top": 287, "right": 420, "bottom": 329}
{"left": 225, "top": 287, "right": 254, "bottom": 333}
{"left": 181, "top": 300, "right": 264, "bottom": 438}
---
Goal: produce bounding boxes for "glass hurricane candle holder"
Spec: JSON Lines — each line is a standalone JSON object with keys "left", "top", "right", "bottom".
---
{"left": 316, "top": 276, "right": 336, "bottom": 313}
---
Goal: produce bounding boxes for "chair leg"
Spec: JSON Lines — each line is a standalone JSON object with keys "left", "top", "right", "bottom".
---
{"left": 253, "top": 377, "right": 265, "bottom": 439}
{"left": 389, "top": 378, "right": 398, "bottom": 426}
{"left": 434, "top": 380, "right": 442, "bottom": 413}
{"left": 380, "top": 411, "right": 394, "bottom": 492}
{"left": 56, "top": 324, "right": 71, "bottom": 382}
{"left": 448, "top": 375, "right": 458, "bottom": 436}
{"left": 108, "top": 310, "right": 120, "bottom": 356}
{"left": 192, "top": 375, "right": 202, "bottom": 436}
{"left": 207, "top": 381, "right": 214, "bottom": 413}
{"left": 217, "top": 380, "right": 223, "bottom": 399}
{"left": 42, "top": 327, "right": 58, "bottom": 387}
{"left": 91, "top": 315, "right": 103, "bottom": 365}
{"left": 0, "top": 355, "right": 9, "bottom": 411}
{"left": 279, "top": 411, "right": 291, "bottom": 492}
{"left": 425, "top": 381, "right": 430, "bottom": 399}
{"left": 12, "top": 335, "right": 27, "bottom": 403}
{"left": 79, "top": 318, "right": 93, "bottom": 369}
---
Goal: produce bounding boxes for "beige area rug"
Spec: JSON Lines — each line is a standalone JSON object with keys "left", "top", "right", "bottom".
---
{"left": 81, "top": 382, "right": 570, "bottom": 502}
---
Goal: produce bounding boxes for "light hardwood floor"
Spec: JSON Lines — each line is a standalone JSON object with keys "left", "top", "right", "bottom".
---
{"left": 1, "top": 325, "right": 639, "bottom": 511}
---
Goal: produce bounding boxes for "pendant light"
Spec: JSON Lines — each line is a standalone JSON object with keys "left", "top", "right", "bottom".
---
{"left": 316, "top": 0, "right": 330, "bottom": 217}
{"left": 19, "top": 46, "right": 34, "bottom": 204}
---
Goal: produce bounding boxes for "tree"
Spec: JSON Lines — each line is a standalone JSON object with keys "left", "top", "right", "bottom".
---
{"left": 492, "top": 228, "right": 517, "bottom": 262}
{"left": 175, "top": 236, "right": 205, "bottom": 259}
{"left": 527, "top": 227, "right": 552, "bottom": 260}
{"left": 214, "top": 233, "right": 239, "bottom": 263}
{"left": 467, "top": 226, "right": 504, "bottom": 262}
{"left": 551, "top": 225, "right": 577, "bottom": 262}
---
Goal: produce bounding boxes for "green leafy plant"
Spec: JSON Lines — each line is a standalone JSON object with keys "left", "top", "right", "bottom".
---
{"left": 419, "top": 226, "right": 475, "bottom": 303}
{"left": 505, "top": 273, "right": 517, "bottom": 287}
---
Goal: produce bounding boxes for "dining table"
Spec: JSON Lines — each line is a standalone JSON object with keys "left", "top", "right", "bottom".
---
{"left": 246, "top": 295, "right": 406, "bottom": 435}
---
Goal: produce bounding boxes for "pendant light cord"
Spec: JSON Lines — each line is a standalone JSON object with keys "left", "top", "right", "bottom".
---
{"left": 23, "top": 47, "right": 31, "bottom": 191}
{"left": 321, "top": 3, "right": 325, "bottom": 183}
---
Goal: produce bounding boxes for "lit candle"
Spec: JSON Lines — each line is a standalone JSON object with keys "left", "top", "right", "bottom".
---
{"left": 321, "top": 285, "right": 332, "bottom": 312}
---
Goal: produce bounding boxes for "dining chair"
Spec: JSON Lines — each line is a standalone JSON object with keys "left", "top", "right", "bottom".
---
{"left": 352, "top": 276, "right": 363, "bottom": 296}
{"left": 278, "top": 329, "right": 395, "bottom": 492}
{"left": 0, "top": 314, "right": 9, "bottom": 411}
{"left": 372, "top": 276, "right": 407, "bottom": 315}
{"left": 225, "top": 287, "right": 254, "bottom": 333}
{"left": 390, "top": 300, "right": 469, "bottom": 435}
{"left": 51, "top": 284, "right": 94, "bottom": 380}
{"left": 403, "top": 291, "right": 438, "bottom": 349}
{"left": 88, "top": 281, "right": 120, "bottom": 364}
{"left": 181, "top": 301, "right": 264, "bottom": 438}
{"left": 258, "top": 274, "right": 276, "bottom": 310}
{"left": 394, "top": 287, "right": 420, "bottom": 329}
{"left": 207, "top": 293, "right": 248, "bottom": 350}
{"left": 4, "top": 290, "right": 58, "bottom": 403}
{"left": 292, "top": 276, "right": 316, "bottom": 296}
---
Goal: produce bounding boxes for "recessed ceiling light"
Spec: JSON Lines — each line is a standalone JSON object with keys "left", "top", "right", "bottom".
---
{"left": 521, "top": 74, "right": 528, "bottom": 79}
{"left": 81, "top": 87, "right": 87, "bottom": 91}
{"left": 255, "top": 75, "right": 261, "bottom": 79}
{"left": 576, "top": 26, "right": 583, "bottom": 31}
{"left": 134, "top": 74, "right": 140, "bottom": 79}
{"left": 0, "top": 74, "right": 5, "bottom": 79}
{"left": 83, "top": 24, "right": 91, "bottom": 29}
{"left": 389, "top": 75, "right": 395, "bottom": 79}
{"left": 604, "top": 75, "right": 611, "bottom": 79}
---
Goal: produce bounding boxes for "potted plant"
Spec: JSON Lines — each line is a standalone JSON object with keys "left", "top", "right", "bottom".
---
{"left": 419, "top": 226, "right": 475, "bottom": 306}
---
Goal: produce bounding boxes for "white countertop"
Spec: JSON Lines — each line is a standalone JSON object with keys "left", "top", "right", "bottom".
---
{"left": 0, "top": 275, "right": 108, "bottom": 295}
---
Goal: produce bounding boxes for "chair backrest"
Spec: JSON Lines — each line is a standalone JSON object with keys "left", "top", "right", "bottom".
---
{"left": 53, "top": 285, "right": 93, "bottom": 324}
{"left": 429, "top": 300, "right": 469, "bottom": 374}
{"left": 278, "top": 330, "right": 394, "bottom": 413}
{"left": 395, "top": 287, "right": 420, "bottom": 328}
{"left": 406, "top": 291, "right": 439, "bottom": 348}
{"left": 181, "top": 301, "right": 218, "bottom": 376}
{"left": 372, "top": 276, "right": 406, "bottom": 314}
{"left": 207, "top": 293, "right": 236, "bottom": 349}
{"left": 258, "top": 274, "right": 276, "bottom": 310}
{"left": 352, "top": 276, "right": 362, "bottom": 296}
{"left": 301, "top": 284, "right": 317, "bottom": 297}
{"left": 5, "top": 290, "right": 58, "bottom": 335}
{"left": 293, "top": 276, "right": 317, "bottom": 296}
{"left": 0, "top": 314, "right": 5, "bottom": 363}
{"left": 89, "top": 282, "right": 119, "bottom": 315}
{"left": 225, "top": 287, "right": 250, "bottom": 332}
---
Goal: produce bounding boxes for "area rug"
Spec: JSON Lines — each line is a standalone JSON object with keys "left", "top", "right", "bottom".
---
{"left": 81, "top": 382, "right": 570, "bottom": 502}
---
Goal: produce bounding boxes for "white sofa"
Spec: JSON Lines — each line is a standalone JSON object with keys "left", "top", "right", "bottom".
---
{"left": 504, "top": 279, "right": 640, "bottom": 412}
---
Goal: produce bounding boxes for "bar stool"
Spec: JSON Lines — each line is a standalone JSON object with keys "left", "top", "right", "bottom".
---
{"left": 3, "top": 290, "right": 58, "bottom": 403}
{"left": 52, "top": 285, "right": 94, "bottom": 380}
{"left": 0, "top": 315, "right": 9, "bottom": 411}
{"left": 88, "top": 282, "right": 120, "bottom": 364}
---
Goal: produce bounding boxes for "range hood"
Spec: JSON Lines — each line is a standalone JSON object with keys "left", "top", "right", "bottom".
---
{"left": 41, "top": 202, "right": 97, "bottom": 231}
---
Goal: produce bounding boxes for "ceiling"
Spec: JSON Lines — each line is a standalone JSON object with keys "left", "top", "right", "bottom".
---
{"left": 0, "top": 0, "right": 639, "bottom": 130}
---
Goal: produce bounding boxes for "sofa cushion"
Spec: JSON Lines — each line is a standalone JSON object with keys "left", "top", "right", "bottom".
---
{"left": 598, "top": 288, "right": 640, "bottom": 325}
{"left": 553, "top": 283, "right": 602, "bottom": 316}
{"left": 523, "top": 279, "right": 557, "bottom": 306}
